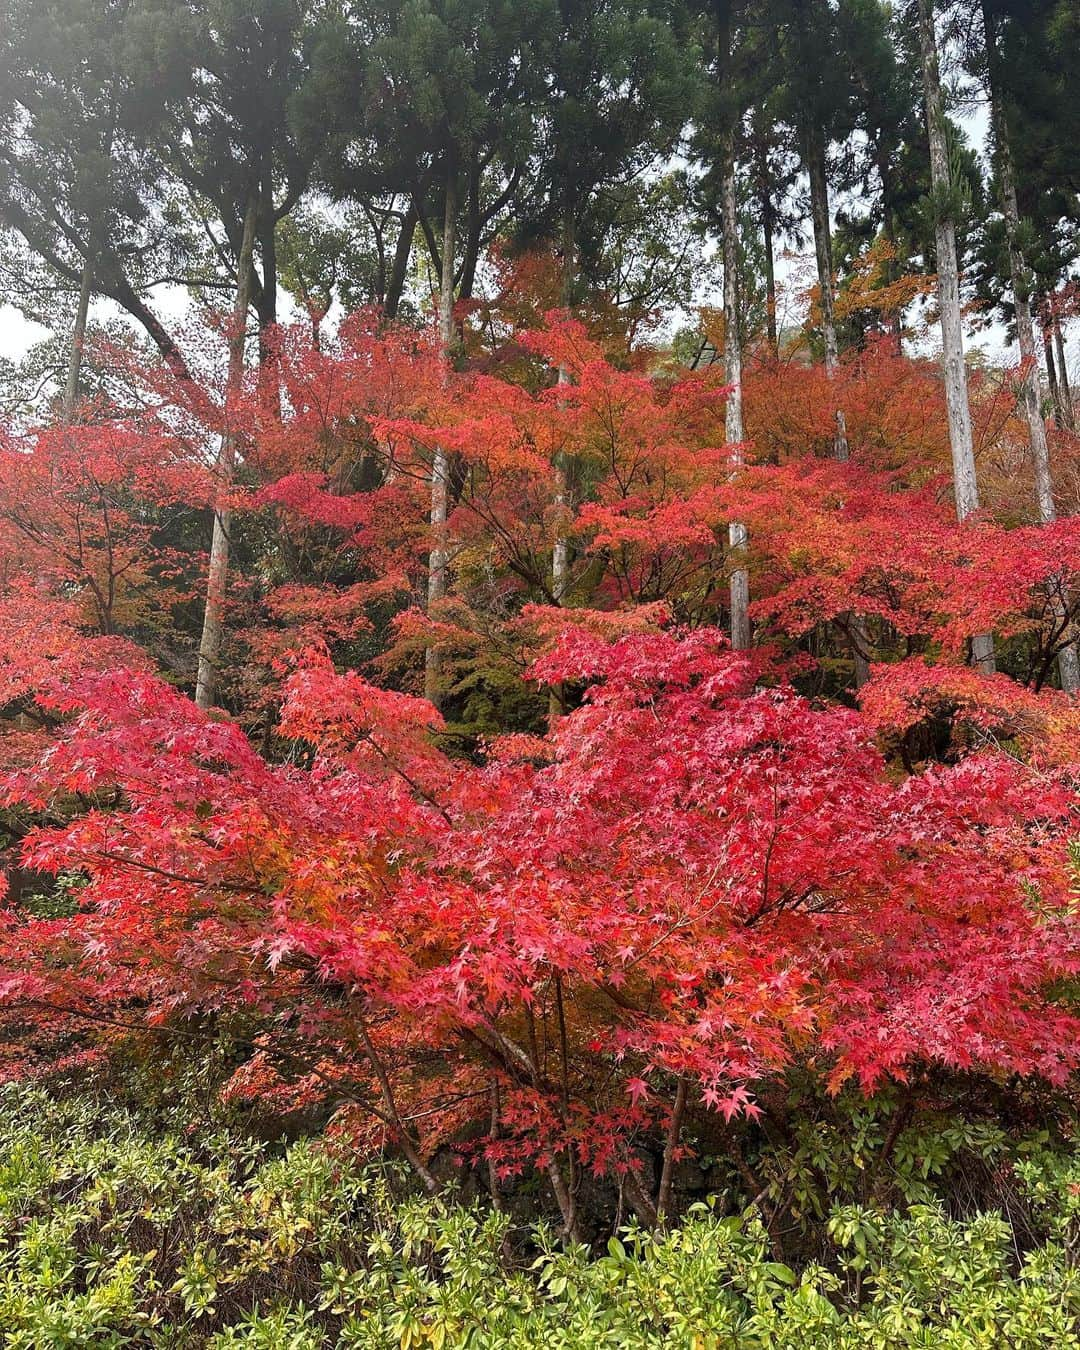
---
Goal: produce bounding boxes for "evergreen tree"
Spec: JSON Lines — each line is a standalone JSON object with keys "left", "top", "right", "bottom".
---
{"left": 0, "top": 0, "right": 195, "bottom": 386}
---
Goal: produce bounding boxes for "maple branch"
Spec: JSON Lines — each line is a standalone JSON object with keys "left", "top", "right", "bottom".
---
{"left": 354, "top": 728, "right": 454, "bottom": 827}
{"left": 656, "top": 1077, "right": 689, "bottom": 1229}
{"left": 354, "top": 1006, "right": 440, "bottom": 1194}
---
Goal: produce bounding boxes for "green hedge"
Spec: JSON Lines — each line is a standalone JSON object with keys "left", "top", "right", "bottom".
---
{"left": 1, "top": 1085, "right": 1079, "bottom": 1347}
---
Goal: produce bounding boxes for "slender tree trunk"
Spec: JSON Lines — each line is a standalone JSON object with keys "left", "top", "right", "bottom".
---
{"left": 548, "top": 205, "right": 577, "bottom": 724}
{"left": 1055, "top": 323, "right": 1076, "bottom": 432}
{"left": 62, "top": 253, "right": 94, "bottom": 423}
{"left": 656, "top": 1078, "right": 688, "bottom": 1229}
{"left": 424, "top": 161, "right": 457, "bottom": 706}
{"left": 806, "top": 132, "right": 849, "bottom": 461}
{"left": 257, "top": 180, "right": 278, "bottom": 334}
{"left": 457, "top": 149, "right": 483, "bottom": 303}
{"left": 255, "top": 173, "right": 282, "bottom": 418}
{"left": 917, "top": 0, "right": 994, "bottom": 673}
{"left": 757, "top": 143, "right": 778, "bottom": 359}
{"left": 108, "top": 269, "right": 193, "bottom": 386}
{"left": 722, "top": 135, "right": 751, "bottom": 651}
{"left": 195, "top": 197, "right": 258, "bottom": 711}
{"left": 983, "top": 10, "right": 1078, "bottom": 690}
{"left": 882, "top": 204, "right": 905, "bottom": 355}
{"left": 1043, "top": 319, "right": 1064, "bottom": 429}
{"left": 807, "top": 124, "right": 868, "bottom": 680}
{"left": 62, "top": 92, "right": 116, "bottom": 422}
{"left": 984, "top": 6, "right": 1053, "bottom": 521}
{"left": 552, "top": 205, "right": 575, "bottom": 600}
{"left": 384, "top": 200, "right": 417, "bottom": 321}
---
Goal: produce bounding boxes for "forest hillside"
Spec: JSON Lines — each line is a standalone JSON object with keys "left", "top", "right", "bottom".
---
{"left": 1, "top": 0, "right": 1080, "bottom": 1344}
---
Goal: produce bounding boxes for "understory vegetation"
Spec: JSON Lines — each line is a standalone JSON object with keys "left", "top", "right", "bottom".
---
{"left": 3, "top": 1082, "right": 1080, "bottom": 1348}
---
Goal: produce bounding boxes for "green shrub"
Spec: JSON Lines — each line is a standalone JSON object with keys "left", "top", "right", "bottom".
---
{"left": 0, "top": 1084, "right": 1078, "bottom": 1347}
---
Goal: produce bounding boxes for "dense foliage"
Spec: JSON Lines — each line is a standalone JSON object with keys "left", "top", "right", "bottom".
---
{"left": 1, "top": 301, "right": 1080, "bottom": 1246}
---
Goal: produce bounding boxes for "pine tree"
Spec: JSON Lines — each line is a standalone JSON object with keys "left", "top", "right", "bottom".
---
{"left": 0, "top": 0, "right": 194, "bottom": 385}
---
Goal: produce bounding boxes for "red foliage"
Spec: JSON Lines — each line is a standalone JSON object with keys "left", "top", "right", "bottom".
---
{"left": 2, "top": 622, "right": 1079, "bottom": 1199}
{"left": 1, "top": 309, "right": 1079, "bottom": 1220}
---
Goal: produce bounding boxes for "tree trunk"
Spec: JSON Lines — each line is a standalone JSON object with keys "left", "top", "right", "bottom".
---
{"left": 882, "top": 203, "right": 905, "bottom": 355}
{"left": 1055, "top": 323, "right": 1075, "bottom": 432}
{"left": 916, "top": 0, "right": 994, "bottom": 673}
{"left": 384, "top": 200, "right": 417, "bottom": 321}
{"left": 722, "top": 135, "right": 751, "bottom": 652}
{"left": 194, "top": 196, "right": 258, "bottom": 711}
{"left": 1043, "top": 319, "right": 1064, "bottom": 429}
{"left": 806, "top": 131, "right": 849, "bottom": 461}
{"left": 456, "top": 149, "right": 483, "bottom": 303}
{"left": 255, "top": 173, "right": 282, "bottom": 418}
{"left": 757, "top": 143, "right": 778, "bottom": 359}
{"left": 108, "top": 267, "right": 194, "bottom": 386}
{"left": 424, "top": 160, "right": 457, "bottom": 706}
{"left": 984, "top": 5, "right": 1053, "bottom": 521}
{"left": 548, "top": 205, "right": 577, "bottom": 724}
{"left": 62, "top": 92, "right": 115, "bottom": 423}
{"left": 807, "top": 124, "right": 868, "bottom": 680}
{"left": 552, "top": 205, "right": 575, "bottom": 600}
{"left": 257, "top": 179, "right": 278, "bottom": 334}
{"left": 656, "top": 1078, "right": 688, "bottom": 1229}
{"left": 61, "top": 253, "right": 94, "bottom": 424}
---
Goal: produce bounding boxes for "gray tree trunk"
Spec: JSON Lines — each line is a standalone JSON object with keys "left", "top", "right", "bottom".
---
{"left": 722, "top": 135, "right": 750, "bottom": 652}
{"left": 547, "top": 205, "right": 577, "bottom": 724}
{"left": 61, "top": 253, "right": 94, "bottom": 424}
{"left": 917, "top": 0, "right": 995, "bottom": 673}
{"left": 1043, "top": 321, "right": 1065, "bottom": 429}
{"left": 984, "top": 6, "right": 1054, "bottom": 521}
{"left": 424, "top": 162, "right": 457, "bottom": 706}
{"left": 806, "top": 135, "right": 849, "bottom": 461}
{"left": 1055, "top": 324, "right": 1075, "bottom": 433}
{"left": 756, "top": 142, "right": 778, "bottom": 359}
{"left": 807, "top": 131, "right": 869, "bottom": 680}
{"left": 195, "top": 197, "right": 258, "bottom": 710}
{"left": 552, "top": 205, "right": 575, "bottom": 603}
{"left": 384, "top": 200, "right": 417, "bottom": 321}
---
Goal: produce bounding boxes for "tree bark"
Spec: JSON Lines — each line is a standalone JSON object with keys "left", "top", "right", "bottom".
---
{"left": 553, "top": 205, "right": 574, "bottom": 600}
{"left": 109, "top": 267, "right": 194, "bottom": 386}
{"left": 384, "top": 200, "right": 417, "bottom": 321}
{"left": 656, "top": 1078, "right": 688, "bottom": 1229}
{"left": 881, "top": 204, "right": 905, "bottom": 356}
{"left": 806, "top": 131, "right": 849, "bottom": 461}
{"left": 653, "top": 1080, "right": 688, "bottom": 1231}
{"left": 547, "top": 205, "right": 577, "bottom": 724}
{"left": 1055, "top": 323, "right": 1075, "bottom": 432}
{"left": 61, "top": 253, "right": 94, "bottom": 424}
{"left": 1043, "top": 319, "right": 1064, "bottom": 429}
{"left": 984, "top": 5, "right": 1053, "bottom": 521}
{"left": 760, "top": 171, "right": 778, "bottom": 359}
{"left": 806, "top": 122, "right": 869, "bottom": 680}
{"left": 916, "top": 0, "right": 994, "bottom": 673}
{"left": 752, "top": 125, "right": 778, "bottom": 359}
{"left": 456, "top": 149, "right": 483, "bottom": 303}
{"left": 722, "top": 135, "right": 751, "bottom": 652}
{"left": 194, "top": 196, "right": 258, "bottom": 711}
{"left": 424, "top": 160, "right": 457, "bottom": 706}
